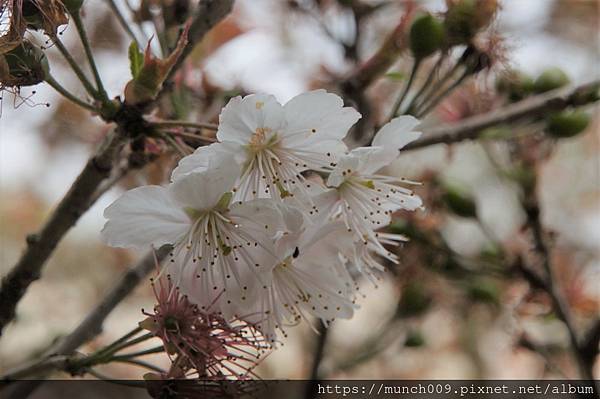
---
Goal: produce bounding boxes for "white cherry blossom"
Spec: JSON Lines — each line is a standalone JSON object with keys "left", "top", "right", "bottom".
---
{"left": 102, "top": 161, "right": 294, "bottom": 304}
{"left": 319, "top": 116, "right": 424, "bottom": 276}
{"left": 171, "top": 90, "right": 361, "bottom": 201}
{"left": 229, "top": 216, "right": 357, "bottom": 344}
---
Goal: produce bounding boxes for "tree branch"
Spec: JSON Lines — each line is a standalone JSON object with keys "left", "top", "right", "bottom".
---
{"left": 1, "top": 247, "right": 170, "bottom": 397}
{"left": 341, "top": 1, "right": 415, "bottom": 92}
{"left": 522, "top": 183, "right": 597, "bottom": 381}
{"left": 403, "top": 80, "right": 600, "bottom": 151}
{"left": 0, "top": 0, "right": 235, "bottom": 336}
{"left": 304, "top": 323, "right": 329, "bottom": 399}
{"left": 157, "top": 0, "right": 235, "bottom": 102}
{"left": 0, "top": 127, "right": 128, "bottom": 336}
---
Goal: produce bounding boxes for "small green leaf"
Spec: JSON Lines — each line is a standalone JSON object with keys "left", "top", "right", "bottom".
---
{"left": 385, "top": 71, "right": 405, "bottom": 81}
{"left": 128, "top": 41, "right": 144, "bottom": 79}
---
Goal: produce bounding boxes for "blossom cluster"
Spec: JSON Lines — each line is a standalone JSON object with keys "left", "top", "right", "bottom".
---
{"left": 102, "top": 90, "right": 423, "bottom": 347}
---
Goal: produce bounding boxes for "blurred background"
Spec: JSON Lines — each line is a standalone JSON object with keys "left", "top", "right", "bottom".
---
{"left": 0, "top": 0, "right": 598, "bottom": 381}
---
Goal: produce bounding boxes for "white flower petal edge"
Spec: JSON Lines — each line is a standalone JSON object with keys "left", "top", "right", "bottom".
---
{"left": 281, "top": 89, "right": 362, "bottom": 148}
{"left": 231, "top": 217, "right": 357, "bottom": 345}
{"left": 320, "top": 116, "right": 424, "bottom": 276}
{"left": 171, "top": 142, "right": 243, "bottom": 182}
{"left": 101, "top": 186, "right": 190, "bottom": 249}
{"left": 217, "top": 93, "right": 284, "bottom": 145}
{"left": 177, "top": 90, "right": 362, "bottom": 202}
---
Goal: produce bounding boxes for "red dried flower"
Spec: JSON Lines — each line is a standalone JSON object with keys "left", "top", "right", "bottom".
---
{"left": 141, "top": 273, "right": 268, "bottom": 380}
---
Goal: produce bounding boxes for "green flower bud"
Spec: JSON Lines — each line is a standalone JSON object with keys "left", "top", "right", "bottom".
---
{"left": 501, "top": 165, "right": 536, "bottom": 192}
{"left": 397, "top": 282, "right": 431, "bottom": 318}
{"left": 444, "top": 0, "right": 498, "bottom": 46}
{"left": 479, "top": 244, "right": 503, "bottom": 262}
{"left": 496, "top": 70, "right": 535, "bottom": 102}
{"left": 409, "top": 13, "right": 445, "bottom": 60}
{"left": 533, "top": 67, "right": 570, "bottom": 94}
{"left": 0, "top": 41, "right": 49, "bottom": 87}
{"left": 466, "top": 278, "right": 499, "bottom": 304}
{"left": 404, "top": 329, "right": 426, "bottom": 347}
{"left": 388, "top": 220, "right": 424, "bottom": 241}
{"left": 546, "top": 110, "right": 590, "bottom": 138}
{"left": 442, "top": 184, "right": 477, "bottom": 218}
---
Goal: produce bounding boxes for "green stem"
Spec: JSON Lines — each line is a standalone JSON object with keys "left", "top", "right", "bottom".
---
{"left": 110, "top": 346, "right": 165, "bottom": 359}
{"left": 387, "top": 59, "right": 421, "bottom": 121}
{"left": 404, "top": 54, "right": 445, "bottom": 115}
{"left": 162, "top": 132, "right": 192, "bottom": 156}
{"left": 97, "top": 333, "right": 156, "bottom": 361}
{"left": 71, "top": 11, "right": 109, "bottom": 102}
{"left": 51, "top": 36, "right": 99, "bottom": 98}
{"left": 89, "top": 326, "right": 142, "bottom": 361}
{"left": 44, "top": 74, "right": 98, "bottom": 112}
{"left": 112, "top": 358, "right": 165, "bottom": 373}
{"left": 105, "top": 0, "right": 141, "bottom": 48}
{"left": 152, "top": 120, "right": 218, "bottom": 130}
{"left": 87, "top": 369, "right": 147, "bottom": 387}
{"left": 416, "top": 69, "right": 470, "bottom": 118}
{"left": 414, "top": 60, "right": 462, "bottom": 115}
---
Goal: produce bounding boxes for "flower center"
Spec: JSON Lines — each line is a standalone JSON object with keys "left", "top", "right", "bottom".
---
{"left": 248, "top": 127, "right": 277, "bottom": 153}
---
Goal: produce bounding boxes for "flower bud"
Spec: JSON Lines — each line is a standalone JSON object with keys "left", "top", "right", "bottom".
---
{"left": 397, "top": 282, "right": 431, "bottom": 318}
{"left": 466, "top": 278, "right": 499, "bottom": 304}
{"left": 124, "top": 24, "right": 190, "bottom": 105}
{"left": 409, "top": 13, "right": 445, "bottom": 60}
{"left": 495, "top": 70, "right": 535, "bottom": 102}
{"left": 404, "top": 329, "right": 426, "bottom": 347}
{"left": 455, "top": 45, "right": 490, "bottom": 76}
{"left": 388, "top": 220, "right": 424, "bottom": 241}
{"left": 0, "top": 41, "right": 49, "bottom": 88}
{"left": 502, "top": 165, "right": 536, "bottom": 192}
{"left": 442, "top": 184, "right": 477, "bottom": 218}
{"left": 444, "top": 0, "right": 499, "bottom": 45}
{"left": 545, "top": 110, "right": 590, "bottom": 138}
{"left": 533, "top": 67, "right": 570, "bottom": 94}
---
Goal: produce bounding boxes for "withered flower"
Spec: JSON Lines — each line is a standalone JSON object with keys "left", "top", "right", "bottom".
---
{"left": 20, "top": 0, "right": 68, "bottom": 35}
{"left": 140, "top": 274, "right": 267, "bottom": 380}
{"left": 0, "top": 0, "right": 27, "bottom": 55}
{"left": 0, "top": 0, "right": 69, "bottom": 57}
{"left": 0, "top": 39, "right": 48, "bottom": 88}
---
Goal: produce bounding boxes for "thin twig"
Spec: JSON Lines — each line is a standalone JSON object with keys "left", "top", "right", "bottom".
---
{"left": 51, "top": 35, "right": 99, "bottom": 98}
{"left": 0, "top": 1, "right": 235, "bottom": 336}
{"left": 1, "top": 355, "right": 73, "bottom": 381}
{"left": 304, "top": 323, "right": 329, "bottom": 399}
{"left": 104, "top": 0, "right": 141, "bottom": 48}
{"left": 70, "top": 11, "right": 109, "bottom": 102}
{"left": 522, "top": 182, "right": 597, "bottom": 382}
{"left": 44, "top": 74, "right": 99, "bottom": 113}
{"left": 53, "top": 246, "right": 171, "bottom": 356}
{"left": 152, "top": 120, "right": 218, "bottom": 130}
{"left": 157, "top": 0, "right": 236, "bottom": 101}
{"left": 0, "top": 127, "right": 128, "bottom": 336}
{"left": 1, "top": 247, "right": 170, "bottom": 395}
{"left": 388, "top": 59, "right": 420, "bottom": 121}
{"left": 403, "top": 80, "right": 600, "bottom": 151}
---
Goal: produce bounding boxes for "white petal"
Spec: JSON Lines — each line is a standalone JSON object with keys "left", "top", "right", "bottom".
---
{"left": 230, "top": 199, "right": 304, "bottom": 262}
{"left": 326, "top": 153, "right": 360, "bottom": 187}
{"left": 101, "top": 186, "right": 189, "bottom": 249}
{"left": 171, "top": 142, "right": 241, "bottom": 181}
{"left": 372, "top": 115, "right": 422, "bottom": 150}
{"left": 169, "top": 163, "right": 239, "bottom": 211}
{"left": 281, "top": 89, "right": 361, "bottom": 146}
{"left": 217, "top": 94, "right": 284, "bottom": 145}
{"left": 349, "top": 146, "right": 396, "bottom": 175}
